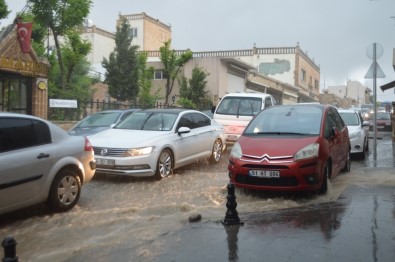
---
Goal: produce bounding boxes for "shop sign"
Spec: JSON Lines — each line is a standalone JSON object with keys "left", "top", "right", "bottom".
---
{"left": 0, "top": 56, "right": 48, "bottom": 76}
{"left": 49, "top": 99, "right": 78, "bottom": 108}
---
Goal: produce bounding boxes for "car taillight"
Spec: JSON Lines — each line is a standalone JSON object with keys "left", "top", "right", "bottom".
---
{"left": 84, "top": 137, "right": 94, "bottom": 151}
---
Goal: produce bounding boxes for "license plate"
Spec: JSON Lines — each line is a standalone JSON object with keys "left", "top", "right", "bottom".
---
{"left": 249, "top": 170, "right": 280, "bottom": 178}
{"left": 227, "top": 135, "right": 238, "bottom": 142}
{"left": 96, "top": 158, "right": 115, "bottom": 166}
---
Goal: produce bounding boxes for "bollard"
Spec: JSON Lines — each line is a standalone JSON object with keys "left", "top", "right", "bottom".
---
{"left": 2, "top": 236, "right": 19, "bottom": 262}
{"left": 222, "top": 183, "right": 244, "bottom": 226}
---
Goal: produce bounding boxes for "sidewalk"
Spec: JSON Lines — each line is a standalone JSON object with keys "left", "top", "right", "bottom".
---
{"left": 156, "top": 135, "right": 395, "bottom": 262}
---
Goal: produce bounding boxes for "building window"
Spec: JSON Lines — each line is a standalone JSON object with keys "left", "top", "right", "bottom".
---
{"left": 129, "top": 28, "right": 138, "bottom": 37}
{"left": 315, "top": 80, "right": 319, "bottom": 89}
{"left": 300, "top": 69, "right": 306, "bottom": 82}
{"left": 154, "top": 70, "right": 164, "bottom": 80}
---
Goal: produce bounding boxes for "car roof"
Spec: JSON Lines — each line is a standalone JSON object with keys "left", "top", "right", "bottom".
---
{"left": 222, "top": 92, "right": 272, "bottom": 98}
{"left": 136, "top": 108, "right": 194, "bottom": 114}
{"left": 0, "top": 112, "right": 50, "bottom": 121}
{"left": 338, "top": 109, "right": 359, "bottom": 113}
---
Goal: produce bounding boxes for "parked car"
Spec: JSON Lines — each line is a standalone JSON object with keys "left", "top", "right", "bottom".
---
{"left": 212, "top": 92, "right": 276, "bottom": 144}
{"left": 228, "top": 104, "right": 351, "bottom": 194}
{"left": 0, "top": 113, "right": 96, "bottom": 215}
{"left": 338, "top": 109, "right": 369, "bottom": 159}
{"left": 68, "top": 109, "right": 140, "bottom": 136}
{"left": 369, "top": 112, "right": 392, "bottom": 132}
{"left": 89, "top": 108, "right": 226, "bottom": 179}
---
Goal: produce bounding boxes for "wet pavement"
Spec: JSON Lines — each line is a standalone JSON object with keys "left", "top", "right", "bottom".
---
{"left": 156, "top": 133, "right": 395, "bottom": 262}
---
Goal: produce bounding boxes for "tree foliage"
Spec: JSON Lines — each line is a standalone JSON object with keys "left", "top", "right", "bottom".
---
{"left": 0, "top": 0, "right": 10, "bottom": 20}
{"left": 159, "top": 40, "right": 193, "bottom": 104}
{"left": 102, "top": 18, "right": 140, "bottom": 102}
{"left": 178, "top": 66, "right": 211, "bottom": 109}
{"left": 28, "top": 0, "right": 92, "bottom": 89}
{"left": 138, "top": 52, "right": 161, "bottom": 107}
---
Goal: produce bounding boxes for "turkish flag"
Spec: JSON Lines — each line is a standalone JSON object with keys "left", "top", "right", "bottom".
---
{"left": 17, "top": 22, "right": 33, "bottom": 53}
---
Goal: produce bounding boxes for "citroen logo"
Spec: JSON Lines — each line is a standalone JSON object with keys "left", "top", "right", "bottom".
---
{"left": 100, "top": 148, "right": 108, "bottom": 156}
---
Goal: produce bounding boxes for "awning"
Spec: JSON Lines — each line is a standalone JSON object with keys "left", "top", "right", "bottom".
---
{"left": 380, "top": 80, "right": 395, "bottom": 92}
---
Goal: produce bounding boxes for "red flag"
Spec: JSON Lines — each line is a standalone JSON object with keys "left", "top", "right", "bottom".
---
{"left": 17, "top": 22, "right": 33, "bottom": 53}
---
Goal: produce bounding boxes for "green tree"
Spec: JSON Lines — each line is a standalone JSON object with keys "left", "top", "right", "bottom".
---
{"left": 28, "top": 0, "right": 92, "bottom": 90}
{"left": 62, "top": 30, "right": 91, "bottom": 85}
{"left": 138, "top": 52, "right": 160, "bottom": 107}
{"left": 178, "top": 66, "right": 210, "bottom": 109}
{"left": 159, "top": 40, "right": 192, "bottom": 105}
{"left": 0, "top": 0, "right": 10, "bottom": 20}
{"left": 102, "top": 18, "right": 140, "bottom": 102}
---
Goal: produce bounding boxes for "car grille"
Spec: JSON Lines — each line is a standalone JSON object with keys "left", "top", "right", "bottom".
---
{"left": 235, "top": 174, "right": 298, "bottom": 187}
{"left": 93, "top": 147, "right": 127, "bottom": 157}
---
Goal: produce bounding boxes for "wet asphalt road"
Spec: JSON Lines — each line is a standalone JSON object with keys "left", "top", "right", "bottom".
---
{"left": 156, "top": 133, "right": 395, "bottom": 262}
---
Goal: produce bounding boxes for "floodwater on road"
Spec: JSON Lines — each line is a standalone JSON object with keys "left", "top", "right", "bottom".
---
{"left": 1, "top": 136, "right": 394, "bottom": 261}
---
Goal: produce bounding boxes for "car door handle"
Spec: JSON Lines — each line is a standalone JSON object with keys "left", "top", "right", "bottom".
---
{"left": 37, "top": 153, "right": 50, "bottom": 159}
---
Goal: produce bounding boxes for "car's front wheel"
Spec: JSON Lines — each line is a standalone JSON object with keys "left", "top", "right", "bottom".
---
{"left": 342, "top": 150, "right": 351, "bottom": 173}
{"left": 208, "top": 139, "right": 223, "bottom": 164}
{"left": 47, "top": 169, "right": 81, "bottom": 212}
{"left": 154, "top": 149, "right": 173, "bottom": 180}
{"left": 317, "top": 164, "right": 329, "bottom": 194}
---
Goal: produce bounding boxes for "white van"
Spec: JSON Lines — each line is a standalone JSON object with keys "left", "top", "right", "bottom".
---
{"left": 212, "top": 93, "right": 276, "bottom": 144}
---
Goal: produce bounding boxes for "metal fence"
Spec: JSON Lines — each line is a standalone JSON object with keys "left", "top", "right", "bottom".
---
{"left": 48, "top": 99, "right": 212, "bottom": 121}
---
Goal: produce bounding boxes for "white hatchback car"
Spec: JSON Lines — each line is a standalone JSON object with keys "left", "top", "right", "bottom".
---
{"left": 89, "top": 108, "right": 226, "bottom": 179}
{"left": 0, "top": 113, "right": 96, "bottom": 215}
{"left": 338, "top": 109, "right": 369, "bottom": 159}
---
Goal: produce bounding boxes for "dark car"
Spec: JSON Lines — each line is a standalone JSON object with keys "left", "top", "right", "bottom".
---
{"left": 68, "top": 109, "right": 140, "bottom": 136}
{"left": 369, "top": 112, "right": 392, "bottom": 132}
{"left": 228, "top": 104, "right": 351, "bottom": 194}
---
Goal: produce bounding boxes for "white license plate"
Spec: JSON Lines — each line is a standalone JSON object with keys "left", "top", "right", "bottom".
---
{"left": 96, "top": 158, "right": 115, "bottom": 166}
{"left": 227, "top": 135, "right": 238, "bottom": 141}
{"left": 249, "top": 170, "right": 280, "bottom": 178}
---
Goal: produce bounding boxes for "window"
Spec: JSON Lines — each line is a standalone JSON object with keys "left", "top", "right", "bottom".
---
{"left": 154, "top": 70, "right": 164, "bottom": 80}
{"left": 129, "top": 28, "right": 138, "bottom": 37}
{"left": 191, "top": 113, "right": 210, "bottom": 128}
{"left": 300, "top": 69, "right": 306, "bottom": 82}
{"left": 315, "top": 80, "right": 319, "bottom": 89}
{"left": 0, "top": 118, "right": 51, "bottom": 153}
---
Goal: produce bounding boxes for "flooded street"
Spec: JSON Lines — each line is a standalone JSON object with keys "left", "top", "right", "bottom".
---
{"left": 1, "top": 134, "right": 395, "bottom": 261}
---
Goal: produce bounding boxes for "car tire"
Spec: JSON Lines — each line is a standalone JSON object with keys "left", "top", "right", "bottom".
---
{"left": 208, "top": 139, "right": 223, "bottom": 164}
{"left": 342, "top": 150, "right": 351, "bottom": 173}
{"left": 47, "top": 169, "right": 81, "bottom": 212}
{"left": 317, "top": 164, "right": 329, "bottom": 194}
{"left": 154, "top": 149, "right": 173, "bottom": 180}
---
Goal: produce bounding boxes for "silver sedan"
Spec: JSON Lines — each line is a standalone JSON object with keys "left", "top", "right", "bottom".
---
{"left": 89, "top": 109, "right": 226, "bottom": 180}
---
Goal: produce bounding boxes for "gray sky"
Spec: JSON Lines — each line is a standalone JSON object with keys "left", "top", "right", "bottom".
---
{"left": 3, "top": 0, "right": 395, "bottom": 102}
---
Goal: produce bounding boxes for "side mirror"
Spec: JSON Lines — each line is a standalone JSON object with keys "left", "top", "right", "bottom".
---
{"left": 177, "top": 126, "right": 191, "bottom": 135}
{"left": 362, "top": 120, "right": 369, "bottom": 127}
{"left": 331, "top": 127, "right": 340, "bottom": 138}
{"left": 211, "top": 105, "right": 216, "bottom": 114}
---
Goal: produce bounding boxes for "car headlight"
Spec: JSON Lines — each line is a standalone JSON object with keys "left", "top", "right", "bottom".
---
{"left": 294, "top": 143, "right": 319, "bottom": 161}
{"left": 124, "top": 146, "right": 154, "bottom": 156}
{"left": 349, "top": 131, "right": 361, "bottom": 139}
{"left": 230, "top": 142, "right": 242, "bottom": 159}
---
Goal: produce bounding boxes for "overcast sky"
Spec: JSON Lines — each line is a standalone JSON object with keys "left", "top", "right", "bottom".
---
{"left": 3, "top": 0, "right": 395, "bottom": 102}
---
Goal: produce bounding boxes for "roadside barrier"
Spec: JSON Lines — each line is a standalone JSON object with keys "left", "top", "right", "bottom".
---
{"left": 2, "top": 236, "right": 18, "bottom": 262}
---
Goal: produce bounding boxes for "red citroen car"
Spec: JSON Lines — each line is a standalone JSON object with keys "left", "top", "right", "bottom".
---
{"left": 228, "top": 104, "right": 351, "bottom": 194}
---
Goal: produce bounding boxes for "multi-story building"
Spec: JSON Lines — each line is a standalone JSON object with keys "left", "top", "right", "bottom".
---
{"left": 326, "top": 80, "right": 371, "bottom": 107}
{"left": 117, "top": 12, "right": 171, "bottom": 51}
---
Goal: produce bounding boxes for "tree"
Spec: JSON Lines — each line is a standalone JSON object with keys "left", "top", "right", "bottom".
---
{"left": 28, "top": 0, "right": 92, "bottom": 90}
{"left": 159, "top": 40, "right": 192, "bottom": 105}
{"left": 138, "top": 52, "right": 161, "bottom": 107}
{"left": 178, "top": 66, "right": 210, "bottom": 109}
{"left": 102, "top": 18, "right": 140, "bottom": 102}
{"left": 0, "top": 0, "right": 10, "bottom": 20}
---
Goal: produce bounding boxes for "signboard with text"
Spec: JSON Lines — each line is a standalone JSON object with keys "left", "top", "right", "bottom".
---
{"left": 49, "top": 99, "right": 78, "bottom": 108}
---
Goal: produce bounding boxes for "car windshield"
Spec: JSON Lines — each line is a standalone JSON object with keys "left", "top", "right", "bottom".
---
{"left": 115, "top": 112, "right": 178, "bottom": 131}
{"left": 339, "top": 112, "right": 360, "bottom": 126}
{"left": 244, "top": 106, "right": 323, "bottom": 135}
{"left": 216, "top": 97, "right": 262, "bottom": 116}
{"left": 372, "top": 112, "right": 391, "bottom": 120}
{"left": 77, "top": 112, "right": 121, "bottom": 127}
